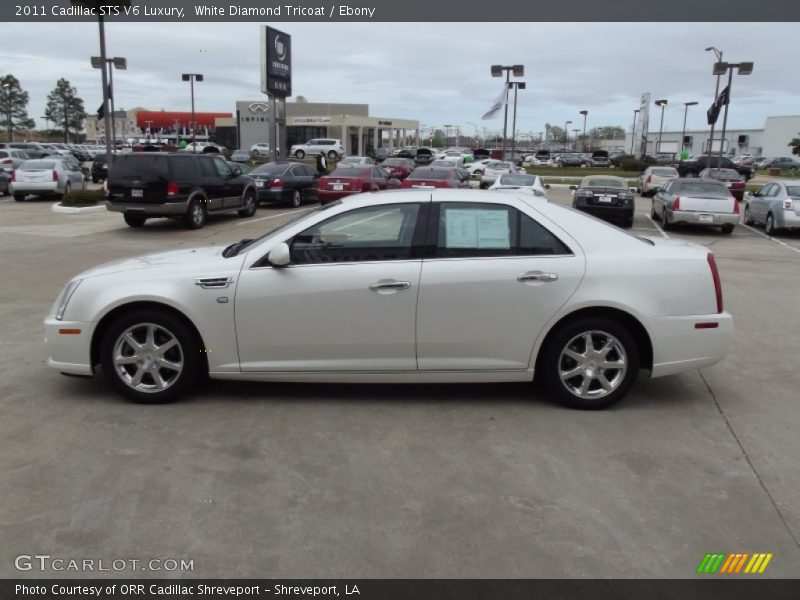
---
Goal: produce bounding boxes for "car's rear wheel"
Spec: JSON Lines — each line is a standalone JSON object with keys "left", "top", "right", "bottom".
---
{"left": 289, "top": 189, "right": 301, "bottom": 208}
{"left": 720, "top": 224, "right": 734, "bottom": 234}
{"left": 540, "top": 318, "right": 640, "bottom": 410}
{"left": 765, "top": 213, "right": 778, "bottom": 236}
{"left": 92, "top": 176, "right": 99, "bottom": 184}
{"left": 294, "top": 150, "right": 305, "bottom": 159}
{"left": 184, "top": 198, "right": 206, "bottom": 229}
{"left": 100, "top": 310, "right": 201, "bottom": 404}
{"left": 238, "top": 191, "right": 257, "bottom": 217}
{"left": 62, "top": 182, "right": 71, "bottom": 198}
{"left": 650, "top": 201, "right": 659, "bottom": 220}
{"left": 124, "top": 213, "right": 147, "bottom": 228}
{"left": 662, "top": 210, "right": 674, "bottom": 230}
{"left": 13, "top": 193, "right": 25, "bottom": 202}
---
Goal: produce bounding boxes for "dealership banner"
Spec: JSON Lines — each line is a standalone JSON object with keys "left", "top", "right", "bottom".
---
{"left": 3, "top": 579, "right": 800, "bottom": 599}
{"left": 291, "top": 117, "right": 333, "bottom": 125}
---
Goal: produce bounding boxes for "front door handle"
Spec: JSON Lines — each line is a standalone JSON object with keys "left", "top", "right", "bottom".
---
{"left": 518, "top": 271, "right": 558, "bottom": 283}
{"left": 369, "top": 280, "right": 411, "bottom": 292}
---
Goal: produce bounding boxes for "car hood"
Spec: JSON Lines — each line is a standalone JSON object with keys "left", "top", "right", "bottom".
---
{"left": 75, "top": 245, "right": 239, "bottom": 280}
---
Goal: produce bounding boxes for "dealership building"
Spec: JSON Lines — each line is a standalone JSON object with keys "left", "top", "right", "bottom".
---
{"left": 225, "top": 100, "right": 420, "bottom": 155}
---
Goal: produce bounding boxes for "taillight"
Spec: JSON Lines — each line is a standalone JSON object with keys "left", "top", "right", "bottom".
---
{"left": 733, "top": 198, "right": 740, "bottom": 213}
{"left": 707, "top": 253, "right": 723, "bottom": 313}
{"left": 673, "top": 196, "right": 681, "bottom": 210}
{"left": 52, "top": 170, "right": 59, "bottom": 182}
{"left": 783, "top": 199, "right": 794, "bottom": 210}
{"left": 166, "top": 182, "right": 179, "bottom": 196}
{"left": 646, "top": 175, "right": 652, "bottom": 183}
{"left": 0, "top": 159, "right": 11, "bottom": 164}
{"left": 268, "top": 178, "right": 283, "bottom": 188}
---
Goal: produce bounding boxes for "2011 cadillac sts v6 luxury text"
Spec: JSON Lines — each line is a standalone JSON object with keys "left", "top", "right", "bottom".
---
{"left": 44, "top": 189, "right": 732, "bottom": 409}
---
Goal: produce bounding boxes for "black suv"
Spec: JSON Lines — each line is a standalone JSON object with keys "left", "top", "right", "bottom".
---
{"left": 106, "top": 153, "right": 258, "bottom": 229}
{"left": 676, "top": 155, "right": 753, "bottom": 180}
{"left": 91, "top": 153, "right": 109, "bottom": 183}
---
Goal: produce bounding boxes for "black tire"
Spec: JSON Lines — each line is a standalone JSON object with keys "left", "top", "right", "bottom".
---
{"left": 124, "top": 213, "right": 147, "bottom": 228}
{"left": 92, "top": 176, "right": 99, "bottom": 184}
{"left": 623, "top": 217, "right": 633, "bottom": 229}
{"left": 1, "top": 186, "right": 8, "bottom": 197}
{"left": 13, "top": 193, "right": 25, "bottom": 202}
{"left": 327, "top": 151, "right": 338, "bottom": 160}
{"left": 238, "top": 191, "right": 257, "bottom": 217}
{"left": 765, "top": 213, "right": 778, "bottom": 236}
{"left": 539, "top": 317, "right": 640, "bottom": 410}
{"left": 289, "top": 189, "right": 301, "bottom": 208}
{"left": 743, "top": 204, "right": 754, "bottom": 225}
{"left": 62, "top": 182, "right": 71, "bottom": 198}
{"left": 294, "top": 150, "right": 306, "bottom": 159}
{"left": 99, "top": 309, "right": 201, "bottom": 404}
{"left": 184, "top": 198, "right": 206, "bottom": 229}
{"left": 662, "top": 210, "right": 674, "bottom": 230}
{"left": 720, "top": 224, "right": 734, "bottom": 234}
{"left": 650, "top": 201, "right": 659, "bottom": 220}
{"left": 479, "top": 182, "right": 488, "bottom": 190}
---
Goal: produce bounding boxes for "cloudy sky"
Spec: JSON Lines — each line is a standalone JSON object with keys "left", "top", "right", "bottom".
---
{"left": 3, "top": 21, "right": 799, "bottom": 138}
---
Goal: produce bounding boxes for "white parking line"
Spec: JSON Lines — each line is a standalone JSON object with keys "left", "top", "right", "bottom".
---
{"left": 741, "top": 223, "right": 800, "bottom": 255}
{"left": 237, "top": 207, "right": 314, "bottom": 225}
{"left": 645, "top": 214, "right": 670, "bottom": 239}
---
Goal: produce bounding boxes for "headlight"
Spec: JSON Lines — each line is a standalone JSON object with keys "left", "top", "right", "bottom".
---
{"left": 55, "top": 279, "right": 82, "bottom": 321}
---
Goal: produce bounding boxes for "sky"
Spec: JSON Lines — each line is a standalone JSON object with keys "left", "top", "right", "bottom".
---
{"left": 3, "top": 21, "right": 800, "bottom": 138}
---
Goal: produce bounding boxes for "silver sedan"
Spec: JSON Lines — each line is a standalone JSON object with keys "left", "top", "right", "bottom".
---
{"left": 744, "top": 180, "right": 800, "bottom": 235}
{"left": 10, "top": 158, "right": 86, "bottom": 201}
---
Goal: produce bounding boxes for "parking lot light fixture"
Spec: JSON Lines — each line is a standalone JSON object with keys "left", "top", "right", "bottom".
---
{"left": 713, "top": 61, "right": 754, "bottom": 166}
{"left": 681, "top": 101, "right": 698, "bottom": 154}
{"left": 91, "top": 56, "right": 126, "bottom": 148}
{"left": 491, "top": 64, "right": 524, "bottom": 155}
{"left": 654, "top": 99, "right": 668, "bottom": 154}
{"left": 181, "top": 73, "right": 203, "bottom": 150}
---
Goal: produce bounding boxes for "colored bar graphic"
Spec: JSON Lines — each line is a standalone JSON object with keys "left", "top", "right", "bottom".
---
{"left": 697, "top": 553, "right": 727, "bottom": 573}
{"left": 699, "top": 552, "right": 773, "bottom": 574}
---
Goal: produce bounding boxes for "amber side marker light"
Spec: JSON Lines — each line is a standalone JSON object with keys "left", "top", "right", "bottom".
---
{"left": 58, "top": 329, "right": 82, "bottom": 335}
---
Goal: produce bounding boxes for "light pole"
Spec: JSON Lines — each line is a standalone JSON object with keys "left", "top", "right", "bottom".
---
{"left": 654, "top": 99, "right": 668, "bottom": 154}
{"left": 91, "top": 56, "right": 126, "bottom": 148}
{"left": 681, "top": 101, "right": 698, "bottom": 155}
{"left": 2, "top": 82, "right": 11, "bottom": 142}
{"left": 631, "top": 109, "right": 640, "bottom": 155}
{"left": 443, "top": 124, "right": 452, "bottom": 147}
{"left": 491, "top": 64, "right": 524, "bottom": 156}
{"left": 579, "top": 110, "right": 588, "bottom": 151}
{"left": 713, "top": 61, "right": 754, "bottom": 165}
{"left": 705, "top": 46, "right": 723, "bottom": 163}
{"left": 181, "top": 73, "right": 203, "bottom": 151}
{"left": 466, "top": 121, "right": 479, "bottom": 147}
{"left": 564, "top": 120, "right": 572, "bottom": 148}
{"left": 572, "top": 129, "right": 580, "bottom": 151}
{"left": 508, "top": 81, "right": 526, "bottom": 160}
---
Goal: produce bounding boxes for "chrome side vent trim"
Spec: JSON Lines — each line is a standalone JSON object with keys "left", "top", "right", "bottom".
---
{"left": 194, "top": 276, "right": 234, "bottom": 289}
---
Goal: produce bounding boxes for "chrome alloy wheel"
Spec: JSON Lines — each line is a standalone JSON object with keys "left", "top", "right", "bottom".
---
{"left": 558, "top": 330, "right": 628, "bottom": 400}
{"left": 112, "top": 323, "right": 184, "bottom": 393}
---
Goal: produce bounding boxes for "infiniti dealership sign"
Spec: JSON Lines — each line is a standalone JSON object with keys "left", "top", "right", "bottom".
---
{"left": 261, "top": 26, "right": 292, "bottom": 97}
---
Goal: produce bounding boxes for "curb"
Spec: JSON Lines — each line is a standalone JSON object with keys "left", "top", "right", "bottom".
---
{"left": 52, "top": 203, "right": 107, "bottom": 214}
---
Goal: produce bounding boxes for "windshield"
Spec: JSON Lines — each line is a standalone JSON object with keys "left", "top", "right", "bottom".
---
{"left": 584, "top": 178, "right": 625, "bottom": 189}
{"left": 498, "top": 174, "right": 537, "bottom": 186}
{"left": 674, "top": 182, "right": 729, "bottom": 197}
{"left": 408, "top": 170, "right": 448, "bottom": 180}
{"left": 251, "top": 163, "right": 291, "bottom": 175}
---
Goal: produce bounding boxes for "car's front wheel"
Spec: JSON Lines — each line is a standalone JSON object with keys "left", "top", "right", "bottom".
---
{"left": 540, "top": 318, "right": 640, "bottom": 410}
{"left": 99, "top": 310, "right": 202, "bottom": 403}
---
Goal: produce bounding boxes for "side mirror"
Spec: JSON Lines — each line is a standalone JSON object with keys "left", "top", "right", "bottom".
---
{"left": 545, "top": 184, "right": 551, "bottom": 190}
{"left": 267, "top": 242, "right": 291, "bottom": 268}
{"left": 629, "top": 187, "right": 637, "bottom": 194}
{"left": 568, "top": 185, "right": 577, "bottom": 190}
{"left": 232, "top": 166, "right": 242, "bottom": 175}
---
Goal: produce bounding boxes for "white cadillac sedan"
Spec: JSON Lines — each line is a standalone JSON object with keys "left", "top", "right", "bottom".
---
{"left": 44, "top": 190, "right": 732, "bottom": 409}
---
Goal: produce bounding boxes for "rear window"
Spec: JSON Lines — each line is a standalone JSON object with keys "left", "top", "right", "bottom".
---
{"left": 674, "top": 182, "right": 729, "bottom": 196}
{"left": 409, "top": 170, "right": 448, "bottom": 180}
{"left": 498, "top": 175, "right": 537, "bottom": 186}
{"left": 330, "top": 167, "right": 371, "bottom": 177}
{"left": 383, "top": 159, "right": 411, "bottom": 167}
{"left": 251, "top": 163, "right": 291, "bottom": 175}
{"left": 786, "top": 186, "right": 800, "bottom": 196}
{"left": 652, "top": 168, "right": 677, "bottom": 176}
{"left": 93, "top": 154, "right": 108, "bottom": 165}
{"left": 21, "top": 160, "right": 55, "bottom": 169}
{"left": 110, "top": 155, "right": 169, "bottom": 179}
{"left": 584, "top": 178, "right": 625, "bottom": 189}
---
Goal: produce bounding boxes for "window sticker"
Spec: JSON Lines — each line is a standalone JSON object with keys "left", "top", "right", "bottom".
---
{"left": 444, "top": 208, "right": 510, "bottom": 249}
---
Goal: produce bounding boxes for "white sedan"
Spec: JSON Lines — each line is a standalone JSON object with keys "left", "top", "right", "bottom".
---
{"left": 44, "top": 190, "right": 732, "bottom": 409}
{"left": 489, "top": 173, "right": 550, "bottom": 198}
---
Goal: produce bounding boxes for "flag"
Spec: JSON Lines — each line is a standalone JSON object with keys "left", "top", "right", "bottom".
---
{"left": 706, "top": 85, "right": 730, "bottom": 125}
{"left": 97, "top": 104, "right": 104, "bottom": 119}
{"left": 482, "top": 83, "right": 509, "bottom": 120}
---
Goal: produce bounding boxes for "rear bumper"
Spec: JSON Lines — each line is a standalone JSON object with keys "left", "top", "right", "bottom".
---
{"left": 10, "top": 182, "right": 59, "bottom": 194}
{"left": 256, "top": 189, "right": 286, "bottom": 203}
{"left": 774, "top": 210, "right": 800, "bottom": 229}
{"left": 574, "top": 203, "right": 634, "bottom": 223}
{"left": 43, "top": 317, "right": 96, "bottom": 377}
{"left": 668, "top": 209, "right": 739, "bottom": 225}
{"left": 106, "top": 200, "right": 189, "bottom": 215}
{"left": 318, "top": 189, "right": 359, "bottom": 203}
{"left": 647, "top": 312, "right": 733, "bottom": 377}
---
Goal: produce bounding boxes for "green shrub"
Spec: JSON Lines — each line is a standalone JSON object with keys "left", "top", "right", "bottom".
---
{"left": 61, "top": 189, "right": 104, "bottom": 206}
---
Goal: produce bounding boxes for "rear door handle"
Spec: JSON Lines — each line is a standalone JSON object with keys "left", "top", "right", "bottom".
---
{"left": 369, "top": 280, "right": 411, "bottom": 291}
{"left": 518, "top": 271, "right": 558, "bottom": 283}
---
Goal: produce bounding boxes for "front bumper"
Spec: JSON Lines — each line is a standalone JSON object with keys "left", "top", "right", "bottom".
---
{"left": 647, "top": 312, "right": 733, "bottom": 377}
{"left": 44, "top": 317, "right": 96, "bottom": 376}
{"left": 106, "top": 200, "right": 189, "bottom": 215}
{"left": 668, "top": 209, "right": 740, "bottom": 226}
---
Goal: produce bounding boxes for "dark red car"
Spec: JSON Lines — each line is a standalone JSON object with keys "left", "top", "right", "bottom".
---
{"left": 698, "top": 167, "right": 746, "bottom": 201}
{"left": 380, "top": 158, "right": 415, "bottom": 180}
{"left": 400, "top": 167, "right": 470, "bottom": 189}
{"left": 317, "top": 165, "right": 390, "bottom": 204}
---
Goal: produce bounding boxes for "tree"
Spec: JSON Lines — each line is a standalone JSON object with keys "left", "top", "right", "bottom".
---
{"left": 0, "top": 74, "right": 35, "bottom": 142}
{"left": 589, "top": 125, "right": 626, "bottom": 140}
{"left": 546, "top": 126, "right": 565, "bottom": 145}
{"left": 789, "top": 136, "right": 800, "bottom": 156}
{"left": 44, "top": 78, "right": 86, "bottom": 143}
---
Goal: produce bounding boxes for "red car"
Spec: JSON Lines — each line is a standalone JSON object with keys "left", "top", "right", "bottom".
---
{"left": 317, "top": 165, "right": 390, "bottom": 204}
{"left": 698, "top": 167, "right": 746, "bottom": 201}
{"left": 380, "top": 157, "right": 415, "bottom": 180}
{"left": 400, "top": 167, "right": 470, "bottom": 189}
